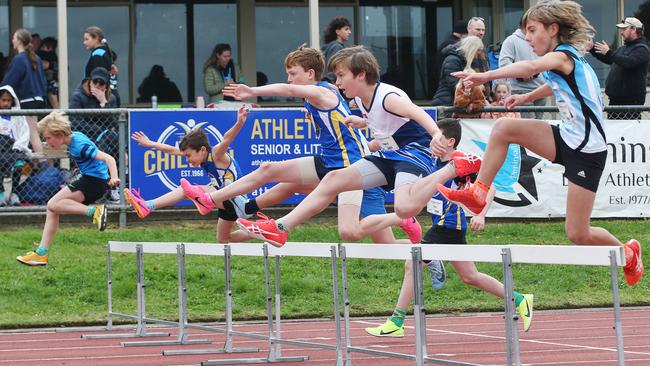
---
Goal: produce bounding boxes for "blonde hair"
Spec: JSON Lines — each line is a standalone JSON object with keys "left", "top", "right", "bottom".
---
{"left": 37, "top": 111, "right": 72, "bottom": 137}
{"left": 457, "top": 36, "right": 484, "bottom": 71}
{"left": 327, "top": 45, "right": 380, "bottom": 85}
{"left": 522, "top": 0, "right": 595, "bottom": 54}
{"left": 284, "top": 44, "right": 325, "bottom": 81}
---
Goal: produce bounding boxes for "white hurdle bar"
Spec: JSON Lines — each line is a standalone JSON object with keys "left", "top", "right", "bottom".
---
{"left": 339, "top": 243, "right": 626, "bottom": 366}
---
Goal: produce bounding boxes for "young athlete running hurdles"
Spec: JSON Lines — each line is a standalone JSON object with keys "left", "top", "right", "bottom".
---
{"left": 233, "top": 46, "right": 481, "bottom": 247}
{"left": 124, "top": 106, "right": 254, "bottom": 243}
{"left": 365, "top": 119, "right": 533, "bottom": 336}
{"left": 437, "top": 0, "right": 643, "bottom": 285}
{"left": 17, "top": 111, "right": 119, "bottom": 266}
{"left": 181, "top": 45, "right": 423, "bottom": 246}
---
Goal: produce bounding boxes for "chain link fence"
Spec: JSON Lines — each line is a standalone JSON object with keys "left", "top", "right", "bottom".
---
{"left": 1, "top": 105, "right": 649, "bottom": 226}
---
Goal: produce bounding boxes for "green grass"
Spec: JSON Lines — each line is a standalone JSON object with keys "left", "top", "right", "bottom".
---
{"left": 1, "top": 219, "right": 648, "bottom": 329}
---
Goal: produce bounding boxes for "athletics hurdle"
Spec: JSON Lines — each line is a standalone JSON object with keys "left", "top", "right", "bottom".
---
{"left": 338, "top": 243, "right": 626, "bottom": 366}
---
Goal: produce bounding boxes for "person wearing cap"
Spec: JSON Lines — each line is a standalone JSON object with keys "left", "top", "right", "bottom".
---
{"left": 432, "top": 20, "right": 468, "bottom": 94}
{"left": 70, "top": 67, "right": 117, "bottom": 141}
{"left": 589, "top": 17, "right": 650, "bottom": 120}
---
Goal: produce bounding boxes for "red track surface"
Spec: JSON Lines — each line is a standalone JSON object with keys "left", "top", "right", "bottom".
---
{"left": 1, "top": 307, "right": 649, "bottom": 365}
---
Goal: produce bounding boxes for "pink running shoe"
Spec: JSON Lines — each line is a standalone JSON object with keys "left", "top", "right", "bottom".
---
{"left": 624, "top": 239, "right": 644, "bottom": 286}
{"left": 124, "top": 188, "right": 151, "bottom": 219}
{"left": 400, "top": 217, "right": 422, "bottom": 244}
{"left": 180, "top": 178, "right": 215, "bottom": 215}
{"left": 236, "top": 213, "right": 288, "bottom": 247}
{"left": 451, "top": 151, "right": 482, "bottom": 177}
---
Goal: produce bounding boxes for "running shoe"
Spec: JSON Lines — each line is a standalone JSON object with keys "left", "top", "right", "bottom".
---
{"left": 516, "top": 294, "right": 534, "bottom": 332}
{"left": 17, "top": 251, "right": 48, "bottom": 266}
{"left": 92, "top": 204, "right": 108, "bottom": 231}
{"left": 180, "top": 178, "right": 215, "bottom": 215}
{"left": 427, "top": 259, "right": 446, "bottom": 290}
{"left": 451, "top": 151, "right": 482, "bottom": 177}
{"left": 400, "top": 217, "right": 422, "bottom": 244}
{"left": 124, "top": 188, "right": 151, "bottom": 219}
{"left": 365, "top": 319, "right": 404, "bottom": 337}
{"left": 231, "top": 194, "right": 252, "bottom": 219}
{"left": 436, "top": 183, "right": 486, "bottom": 216}
{"left": 236, "top": 212, "right": 288, "bottom": 247}
{"left": 624, "top": 239, "right": 644, "bottom": 286}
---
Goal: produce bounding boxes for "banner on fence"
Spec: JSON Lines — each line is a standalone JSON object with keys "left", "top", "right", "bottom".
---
{"left": 129, "top": 108, "right": 434, "bottom": 206}
{"left": 458, "top": 119, "right": 650, "bottom": 218}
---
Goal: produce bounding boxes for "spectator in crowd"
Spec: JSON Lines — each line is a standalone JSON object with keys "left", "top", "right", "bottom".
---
{"left": 432, "top": 40, "right": 465, "bottom": 107}
{"left": 321, "top": 16, "right": 352, "bottom": 82}
{"left": 70, "top": 67, "right": 117, "bottom": 140}
{"left": 30, "top": 33, "right": 41, "bottom": 51}
{"left": 0, "top": 85, "right": 30, "bottom": 207}
{"left": 589, "top": 17, "right": 650, "bottom": 120}
{"left": 498, "top": 18, "right": 546, "bottom": 118}
{"left": 452, "top": 36, "right": 488, "bottom": 118}
{"left": 83, "top": 26, "right": 120, "bottom": 106}
{"left": 203, "top": 43, "right": 244, "bottom": 103}
{"left": 481, "top": 81, "right": 521, "bottom": 119}
{"left": 1, "top": 28, "right": 47, "bottom": 154}
{"left": 467, "top": 17, "right": 491, "bottom": 97}
{"left": 432, "top": 20, "right": 467, "bottom": 93}
{"left": 137, "top": 65, "right": 182, "bottom": 104}
{"left": 37, "top": 37, "right": 59, "bottom": 109}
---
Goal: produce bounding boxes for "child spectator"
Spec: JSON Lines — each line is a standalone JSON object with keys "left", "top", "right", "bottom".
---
{"left": 481, "top": 81, "right": 521, "bottom": 119}
{"left": 0, "top": 86, "right": 30, "bottom": 206}
{"left": 16, "top": 111, "right": 119, "bottom": 266}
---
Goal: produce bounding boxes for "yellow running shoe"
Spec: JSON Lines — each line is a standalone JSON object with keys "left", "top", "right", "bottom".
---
{"left": 17, "top": 251, "right": 48, "bottom": 266}
{"left": 364, "top": 319, "right": 404, "bottom": 337}
{"left": 516, "top": 294, "right": 534, "bottom": 332}
{"left": 92, "top": 204, "right": 108, "bottom": 231}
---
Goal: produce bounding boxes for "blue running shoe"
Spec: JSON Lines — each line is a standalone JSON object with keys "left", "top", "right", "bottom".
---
{"left": 427, "top": 259, "right": 446, "bottom": 290}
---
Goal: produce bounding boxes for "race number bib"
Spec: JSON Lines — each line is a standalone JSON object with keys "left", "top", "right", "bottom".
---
{"left": 427, "top": 198, "right": 443, "bottom": 216}
{"left": 374, "top": 133, "right": 399, "bottom": 151}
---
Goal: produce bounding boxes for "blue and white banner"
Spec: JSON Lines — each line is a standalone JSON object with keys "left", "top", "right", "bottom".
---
{"left": 128, "top": 108, "right": 436, "bottom": 206}
{"left": 458, "top": 119, "right": 650, "bottom": 218}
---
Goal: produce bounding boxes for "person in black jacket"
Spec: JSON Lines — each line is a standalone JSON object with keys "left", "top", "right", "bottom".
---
{"left": 589, "top": 17, "right": 650, "bottom": 119}
{"left": 70, "top": 67, "right": 117, "bottom": 142}
{"left": 83, "top": 26, "right": 120, "bottom": 106}
{"left": 432, "top": 20, "right": 467, "bottom": 93}
{"left": 136, "top": 65, "right": 182, "bottom": 103}
{"left": 431, "top": 42, "right": 464, "bottom": 107}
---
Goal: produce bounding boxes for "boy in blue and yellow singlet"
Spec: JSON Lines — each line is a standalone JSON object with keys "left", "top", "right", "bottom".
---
{"left": 17, "top": 111, "right": 119, "bottom": 266}
{"left": 365, "top": 119, "right": 534, "bottom": 337}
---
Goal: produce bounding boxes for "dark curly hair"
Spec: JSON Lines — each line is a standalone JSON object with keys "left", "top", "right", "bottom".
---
{"left": 323, "top": 16, "right": 351, "bottom": 44}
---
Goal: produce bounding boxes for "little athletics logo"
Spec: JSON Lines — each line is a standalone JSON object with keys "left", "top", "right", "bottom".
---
{"left": 148, "top": 119, "right": 225, "bottom": 190}
{"left": 473, "top": 140, "right": 542, "bottom": 207}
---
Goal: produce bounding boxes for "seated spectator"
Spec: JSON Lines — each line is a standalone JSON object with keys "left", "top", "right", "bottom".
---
{"left": 481, "top": 81, "right": 521, "bottom": 120}
{"left": 0, "top": 85, "right": 30, "bottom": 206}
{"left": 137, "top": 65, "right": 182, "bottom": 103}
{"left": 69, "top": 67, "right": 117, "bottom": 142}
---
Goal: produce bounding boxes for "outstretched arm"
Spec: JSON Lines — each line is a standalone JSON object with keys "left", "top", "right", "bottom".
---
{"left": 131, "top": 131, "right": 183, "bottom": 155}
{"left": 212, "top": 105, "right": 249, "bottom": 158}
{"left": 224, "top": 83, "right": 338, "bottom": 110}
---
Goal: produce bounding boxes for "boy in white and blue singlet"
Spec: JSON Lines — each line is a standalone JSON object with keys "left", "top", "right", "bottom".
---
{"left": 439, "top": 0, "right": 643, "bottom": 286}
{"left": 17, "top": 111, "right": 119, "bottom": 266}
{"left": 234, "top": 46, "right": 482, "bottom": 246}
{"left": 124, "top": 106, "right": 252, "bottom": 243}
{"left": 365, "top": 119, "right": 533, "bottom": 337}
{"left": 182, "top": 46, "right": 422, "bottom": 247}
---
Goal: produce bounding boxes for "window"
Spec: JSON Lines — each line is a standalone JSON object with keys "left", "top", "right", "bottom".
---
{"left": 193, "top": 3, "right": 237, "bottom": 101}
{"left": 580, "top": 0, "right": 618, "bottom": 84}
{"left": 467, "top": 0, "right": 493, "bottom": 47}
{"left": 359, "top": 5, "right": 428, "bottom": 99}
{"left": 504, "top": 0, "right": 524, "bottom": 36}
{"left": 22, "top": 5, "right": 130, "bottom": 103}
{"left": 135, "top": 3, "right": 187, "bottom": 104}
{"left": 0, "top": 0, "right": 8, "bottom": 58}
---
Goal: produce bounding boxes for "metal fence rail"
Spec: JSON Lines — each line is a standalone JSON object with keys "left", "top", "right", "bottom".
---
{"left": 2, "top": 105, "right": 650, "bottom": 225}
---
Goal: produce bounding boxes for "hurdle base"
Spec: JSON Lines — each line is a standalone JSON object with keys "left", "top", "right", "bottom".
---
{"left": 201, "top": 356, "right": 309, "bottom": 365}
{"left": 164, "top": 347, "right": 259, "bottom": 356}
{"left": 122, "top": 338, "right": 212, "bottom": 347}
{"left": 82, "top": 331, "right": 170, "bottom": 339}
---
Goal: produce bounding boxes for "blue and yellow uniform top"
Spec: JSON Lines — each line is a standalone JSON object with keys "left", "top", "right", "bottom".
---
{"left": 68, "top": 131, "right": 109, "bottom": 180}
{"left": 303, "top": 81, "right": 368, "bottom": 168}
{"left": 200, "top": 152, "right": 241, "bottom": 189}
{"left": 431, "top": 158, "right": 467, "bottom": 231}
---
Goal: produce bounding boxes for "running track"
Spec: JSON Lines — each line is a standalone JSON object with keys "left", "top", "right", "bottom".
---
{"left": 1, "top": 307, "right": 649, "bottom": 365}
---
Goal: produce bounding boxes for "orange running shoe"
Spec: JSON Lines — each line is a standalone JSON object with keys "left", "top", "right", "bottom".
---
{"left": 124, "top": 188, "right": 151, "bottom": 219}
{"left": 180, "top": 178, "right": 215, "bottom": 215}
{"left": 451, "top": 151, "right": 482, "bottom": 177}
{"left": 436, "top": 183, "right": 486, "bottom": 216}
{"left": 400, "top": 217, "right": 422, "bottom": 244}
{"left": 624, "top": 239, "right": 644, "bottom": 286}
{"left": 236, "top": 213, "right": 288, "bottom": 247}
